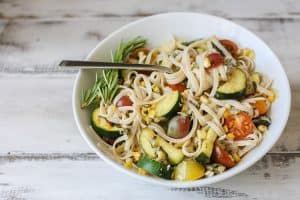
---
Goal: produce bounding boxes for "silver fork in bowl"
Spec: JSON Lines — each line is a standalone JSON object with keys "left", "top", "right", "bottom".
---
{"left": 59, "top": 60, "right": 173, "bottom": 73}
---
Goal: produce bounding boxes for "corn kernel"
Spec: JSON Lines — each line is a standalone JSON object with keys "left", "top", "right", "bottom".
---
{"left": 138, "top": 168, "right": 147, "bottom": 175}
{"left": 181, "top": 104, "right": 188, "bottom": 112}
{"left": 123, "top": 158, "right": 133, "bottom": 169}
{"left": 223, "top": 125, "right": 228, "bottom": 133}
{"left": 200, "top": 95, "right": 209, "bottom": 104}
{"left": 140, "top": 81, "right": 146, "bottom": 87}
{"left": 242, "top": 48, "right": 255, "bottom": 60}
{"left": 233, "top": 154, "right": 241, "bottom": 162}
{"left": 204, "top": 57, "right": 211, "bottom": 68}
{"left": 223, "top": 110, "right": 230, "bottom": 118}
{"left": 132, "top": 152, "right": 141, "bottom": 162}
{"left": 152, "top": 85, "right": 160, "bottom": 93}
{"left": 227, "top": 133, "right": 235, "bottom": 140}
{"left": 268, "top": 95, "right": 275, "bottom": 102}
{"left": 258, "top": 125, "right": 268, "bottom": 133}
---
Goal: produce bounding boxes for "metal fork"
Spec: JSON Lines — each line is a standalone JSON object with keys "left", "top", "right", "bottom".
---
{"left": 59, "top": 60, "right": 173, "bottom": 73}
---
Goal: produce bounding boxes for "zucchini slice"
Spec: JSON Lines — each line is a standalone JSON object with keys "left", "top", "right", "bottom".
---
{"left": 215, "top": 68, "right": 247, "bottom": 100}
{"left": 139, "top": 128, "right": 157, "bottom": 159}
{"left": 251, "top": 72, "right": 261, "bottom": 86}
{"left": 157, "top": 137, "right": 184, "bottom": 165}
{"left": 91, "top": 108, "right": 121, "bottom": 139}
{"left": 155, "top": 91, "right": 181, "bottom": 118}
{"left": 195, "top": 128, "right": 217, "bottom": 164}
{"left": 253, "top": 116, "right": 271, "bottom": 127}
{"left": 137, "top": 156, "right": 173, "bottom": 179}
{"left": 139, "top": 127, "right": 184, "bottom": 165}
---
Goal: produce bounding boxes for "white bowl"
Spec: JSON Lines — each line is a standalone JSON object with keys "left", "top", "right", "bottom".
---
{"left": 72, "top": 12, "right": 291, "bottom": 188}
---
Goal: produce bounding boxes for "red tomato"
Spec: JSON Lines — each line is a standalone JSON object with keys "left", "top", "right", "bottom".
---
{"left": 178, "top": 116, "right": 191, "bottom": 137}
{"left": 167, "top": 83, "right": 187, "bottom": 92}
{"left": 220, "top": 39, "right": 239, "bottom": 56}
{"left": 207, "top": 53, "right": 224, "bottom": 69}
{"left": 116, "top": 96, "right": 133, "bottom": 107}
{"left": 225, "top": 112, "right": 255, "bottom": 140}
{"left": 212, "top": 143, "right": 236, "bottom": 168}
{"left": 167, "top": 116, "right": 191, "bottom": 139}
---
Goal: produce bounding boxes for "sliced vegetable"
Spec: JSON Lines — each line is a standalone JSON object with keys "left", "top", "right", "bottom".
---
{"left": 207, "top": 53, "right": 224, "bottom": 69}
{"left": 253, "top": 116, "right": 271, "bottom": 127}
{"left": 116, "top": 96, "right": 133, "bottom": 107}
{"left": 137, "top": 156, "right": 173, "bottom": 179}
{"left": 139, "top": 127, "right": 184, "bottom": 165}
{"left": 157, "top": 137, "right": 184, "bottom": 165}
{"left": 139, "top": 128, "right": 157, "bottom": 158}
{"left": 212, "top": 143, "right": 236, "bottom": 168}
{"left": 167, "top": 83, "right": 187, "bottom": 92}
{"left": 91, "top": 108, "right": 121, "bottom": 139}
{"left": 215, "top": 68, "right": 247, "bottom": 100}
{"left": 225, "top": 112, "right": 255, "bottom": 140}
{"left": 195, "top": 128, "right": 218, "bottom": 164}
{"left": 252, "top": 100, "right": 268, "bottom": 115}
{"left": 155, "top": 91, "right": 181, "bottom": 118}
{"left": 174, "top": 160, "right": 205, "bottom": 181}
{"left": 246, "top": 80, "right": 256, "bottom": 96}
{"left": 220, "top": 39, "right": 238, "bottom": 56}
{"left": 167, "top": 116, "right": 191, "bottom": 139}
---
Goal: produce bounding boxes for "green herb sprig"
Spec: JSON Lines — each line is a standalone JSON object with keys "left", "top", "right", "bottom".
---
{"left": 81, "top": 37, "right": 146, "bottom": 109}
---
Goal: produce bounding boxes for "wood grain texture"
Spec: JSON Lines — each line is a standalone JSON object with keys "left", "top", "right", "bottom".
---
{"left": 0, "top": 75, "right": 298, "bottom": 154}
{"left": 0, "top": 0, "right": 300, "bottom": 19}
{"left": 0, "top": 152, "right": 299, "bottom": 200}
{"left": 0, "top": 0, "right": 300, "bottom": 199}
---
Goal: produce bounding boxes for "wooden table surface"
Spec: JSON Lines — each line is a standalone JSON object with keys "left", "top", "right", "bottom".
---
{"left": 0, "top": 0, "right": 299, "bottom": 199}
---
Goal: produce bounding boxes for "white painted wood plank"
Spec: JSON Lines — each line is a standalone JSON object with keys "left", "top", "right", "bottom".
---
{"left": 0, "top": 153, "right": 299, "bottom": 200}
{"left": 0, "top": 18, "right": 299, "bottom": 83}
{"left": 0, "top": 75, "right": 91, "bottom": 153}
{"left": 0, "top": 75, "right": 298, "bottom": 153}
{"left": 0, "top": 0, "right": 300, "bottom": 19}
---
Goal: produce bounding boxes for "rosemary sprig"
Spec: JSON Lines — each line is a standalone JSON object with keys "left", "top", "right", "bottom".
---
{"left": 81, "top": 37, "right": 146, "bottom": 108}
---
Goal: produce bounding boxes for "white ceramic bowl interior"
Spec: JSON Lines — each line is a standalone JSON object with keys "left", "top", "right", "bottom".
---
{"left": 73, "top": 12, "right": 291, "bottom": 188}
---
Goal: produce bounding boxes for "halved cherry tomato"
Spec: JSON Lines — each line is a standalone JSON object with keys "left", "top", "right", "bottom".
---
{"left": 251, "top": 100, "right": 268, "bottom": 115}
{"left": 207, "top": 53, "right": 224, "bottom": 69}
{"left": 220, "top": 39, "right": 239, "bottom": 56}
{"left": 116, "top": 96, "right": 133, "bottom": 107}
{"left": 212, "top": 142, "right": 236, "bottom": 168}
{"left": 167, "top": 116, "right": 191, "bottom": 139}
{"left": 167, "top": 83, "right": 187, "bottom": 92}
{"left": 225, "top": 112, "right": 255, "bottom": 140}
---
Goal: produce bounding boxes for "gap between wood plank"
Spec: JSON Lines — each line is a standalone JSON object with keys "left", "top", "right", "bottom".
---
{"left": 0, "top": 152, "right": 299, "bottom": 161}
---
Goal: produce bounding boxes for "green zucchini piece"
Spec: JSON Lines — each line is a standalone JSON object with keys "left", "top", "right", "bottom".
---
{"left": 137, "top": 156, "right": 173, "bottom": 179}
{"left": 139, "top": 128, "right": 157, "bottom": 159}
{"left": 253, "top": 116, "right": 271, "bottom": 127}
{"left": 215, "top": 68, "right": 247, "bottom": 100}
{"left": 195, "top": 129, "right": 217, "bottom": 164}
{"left": 155, "top": 91, "right": 181, "bottom": 118}
{"left": 91, "top": 108, "right": 121, "bottom": 139}
{"left": 157, "top": 137, "right": 184, "bottom": 165}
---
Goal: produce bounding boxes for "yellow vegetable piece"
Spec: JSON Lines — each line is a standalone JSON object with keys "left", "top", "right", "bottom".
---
{"left": 174, "top": 160, "right": 205, "bottom": 181}
{"left": 227, "top": 133, "right": 235, "bottom": 140}
{"left": 138, "top": 168, "right": 147, "bottom": 175}
{"left": 123, "top": 159, "right": 133, "bottom": 169}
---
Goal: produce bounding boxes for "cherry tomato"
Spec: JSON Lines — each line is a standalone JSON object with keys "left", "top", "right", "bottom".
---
{"left": 220, "top": 39, "right": 239, "bottom": 56}
{"left": 207, "top": 53, "right": 224, "bottom": 69}
{"left": 225, "top": 112, "right": 255, "bottom": 140}
{"left": 167, "top": 83, "right": 187, "bottom": 92}
{"left": 212, "top": 142, "right": 236, "bottom": 168}
{"left": 167, "top": 116, "right": 191, "bottom": 139}
{"left": 116, "top": 96, "right": 133, "bottom": 107}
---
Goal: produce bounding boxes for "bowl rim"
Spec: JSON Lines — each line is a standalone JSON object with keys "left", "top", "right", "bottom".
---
{"left": 72, "top": 12, "right": 291, "bottom": 188}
